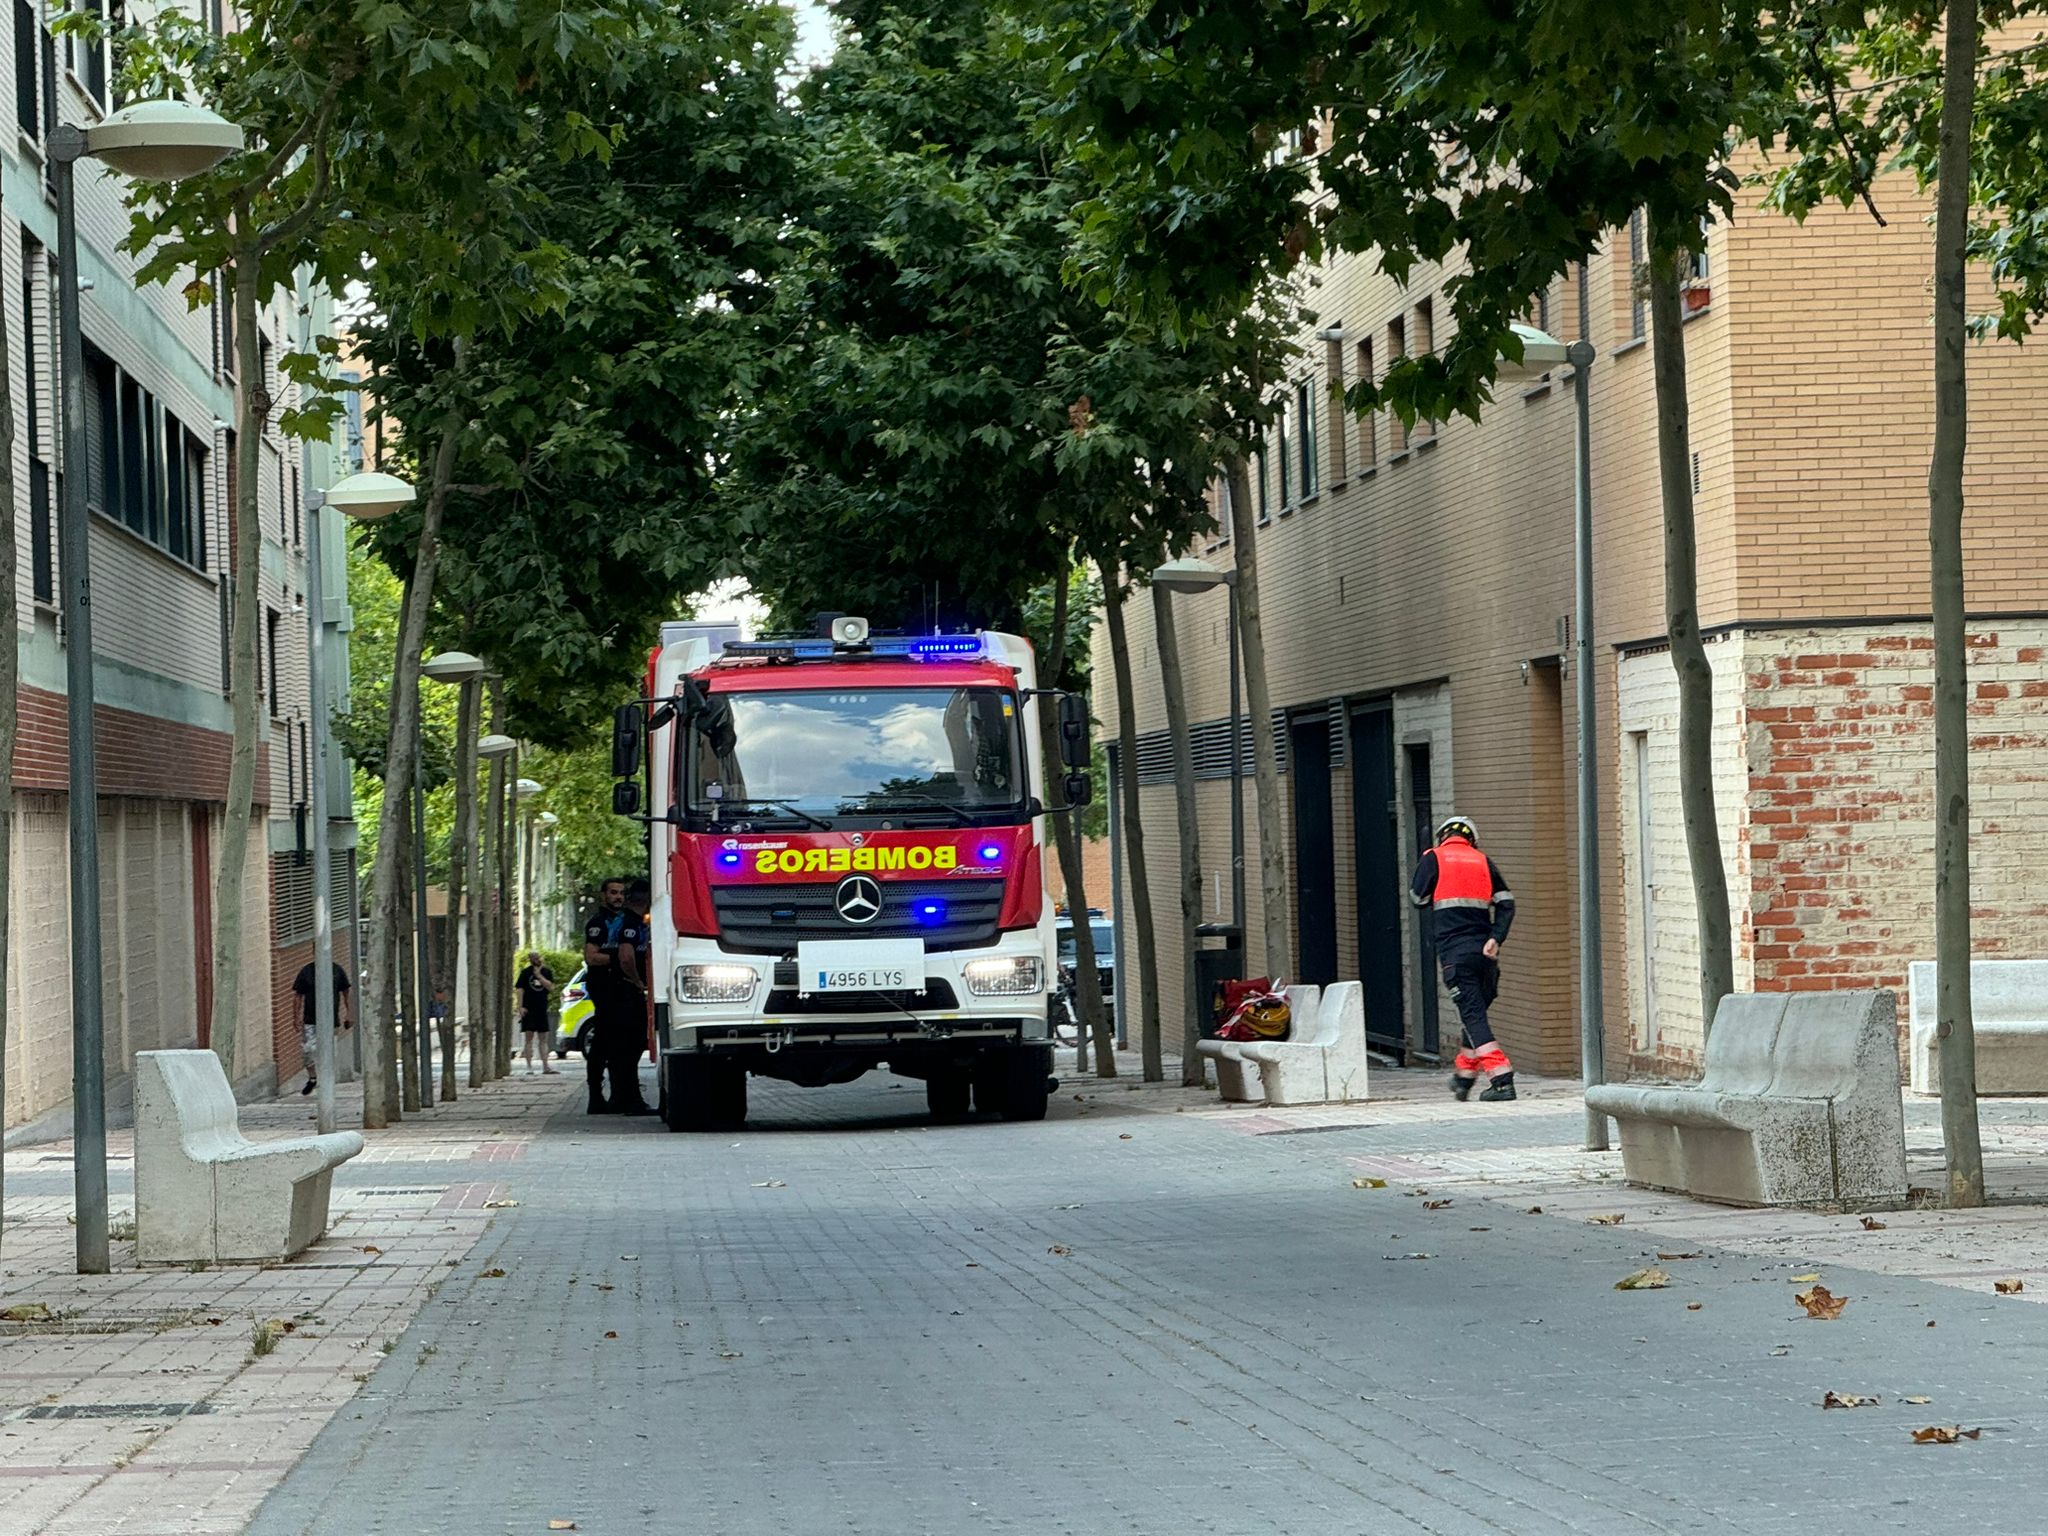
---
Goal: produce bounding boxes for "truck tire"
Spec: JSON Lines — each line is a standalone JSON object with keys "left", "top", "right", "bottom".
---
{"left": 667, "top": 1058, "right": 746, "bottom": 1132}
{"left": 997, "top": 1046, "right": 1052, "bottom": 1122}
{"left": 927, "top": 1068, "right": 971, "bottom": 1124}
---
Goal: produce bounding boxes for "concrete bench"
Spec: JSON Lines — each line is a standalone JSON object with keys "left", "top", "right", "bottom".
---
{"left": 1198, "top": 983, "right": 1369, "bottom": 1107}
{"left": 1584, "top": 991, "right": 1907, "bottom": 1208}
{"left": 135, "top": 1050, "right": 364, "bottom": 1264}
{"left": 1909, "top": 960, "right": 2048, "bottom": 1096}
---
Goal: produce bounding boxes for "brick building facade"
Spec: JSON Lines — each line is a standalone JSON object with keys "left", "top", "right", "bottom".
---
{"left": 0, "top": 14, "right": 355, "bottom": 1133}
{"left": 1098, "top": 169, "right": 2048, "bottom": 1079}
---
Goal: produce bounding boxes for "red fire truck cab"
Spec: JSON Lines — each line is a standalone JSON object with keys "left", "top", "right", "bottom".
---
{"left": 613, "top": 617, "right": 1090, "bottom": 1130}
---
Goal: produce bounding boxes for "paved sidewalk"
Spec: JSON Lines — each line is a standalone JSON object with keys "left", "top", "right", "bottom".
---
{"left": 0, "top": 1065, "right": 574, "bottom": 1536}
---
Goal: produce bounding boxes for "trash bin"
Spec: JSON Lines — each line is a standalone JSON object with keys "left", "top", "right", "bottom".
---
{"left": 1194, "top": 923, "right": 1244, "bottom": 1039}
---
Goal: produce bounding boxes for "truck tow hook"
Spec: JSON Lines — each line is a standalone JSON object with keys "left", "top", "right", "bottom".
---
{"left": 763, "top": 1028, "right": 796, "bottom": 1055}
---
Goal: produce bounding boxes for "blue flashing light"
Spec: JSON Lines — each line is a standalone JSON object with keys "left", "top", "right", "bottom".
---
{"left": 978, "top": 843, "right": 1003, "bottom": 863}
{"left": 718, "top": 852, "right": 742, "bottom": 868}
{"left": 908, "top": 636, "right": 983, "bottom": 658}
{"left": 915, "top": 899, "right": 948, "bottom": 926}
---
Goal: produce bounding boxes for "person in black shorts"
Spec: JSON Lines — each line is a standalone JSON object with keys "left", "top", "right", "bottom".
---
{"left": 516, "top": 952, "right": 558, "bottom": 1075}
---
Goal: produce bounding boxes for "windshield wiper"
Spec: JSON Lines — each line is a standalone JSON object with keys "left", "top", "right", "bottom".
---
{"left": 720, "top": 798, "right": 833, "bottom": 831}
{"left": 840, "top": 791, "right": 974, "bottom": 827}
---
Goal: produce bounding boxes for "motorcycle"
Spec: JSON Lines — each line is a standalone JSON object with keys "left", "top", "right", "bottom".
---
{"left": 1051, "top": 962, "right": 1082, "bottom": 1045}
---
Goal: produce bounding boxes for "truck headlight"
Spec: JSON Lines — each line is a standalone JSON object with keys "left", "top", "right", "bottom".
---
{"left": 678, "top": 964, "right": 757, "bottom": 1003}
{"left": 963, "top": 956, "right": 1043, "bottom": 997}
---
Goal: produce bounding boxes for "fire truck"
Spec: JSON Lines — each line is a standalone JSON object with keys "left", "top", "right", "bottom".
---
{"left": 610, "top": 615, "right": 1090, "bottom": 1130}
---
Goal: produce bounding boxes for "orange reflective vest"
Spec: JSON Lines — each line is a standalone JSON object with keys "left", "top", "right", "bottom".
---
{"left": 1432, "top": 838, "right": 1496, "bottom": 913}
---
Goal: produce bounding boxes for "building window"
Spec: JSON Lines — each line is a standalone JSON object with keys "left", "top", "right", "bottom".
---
{"left": 13, "top": 0, "right": 38, "bottom": 137}
{"left": 76, "top": 0, "right": 107, "bottom": 106}
{"left": 1413, "top": 299, "right": 1437, "bottom": 442}
{"left": 1387, "top": 316, "right": 1408, "bottom": 454}
{"left": 341, "top": 369, "right": 365, "bottom": 473}
{"left": 81, "top": 342, "right": 208, "bottom": 568}
{"left": 1627, "top": 210, "right": 1646, "bottom": 340}
{"left": 1256, "top": 449, "right": 1269, "bottom": 521}
{"left": 1355, "top": 337, "right": 1376, "bottom": 466}
{"left": 266, "top": 606, "right": 280, "bottom": 713}
{"left": 1274, "top": 400, "right": 1290, "bottom": 507}
{"left": 22, "top": 234, "right": 51, "bottom": 604}
{"left": 1324, "top": 332, "right": 1347, "bottom": 485}
{"left": 1296, "top": 378, "right": 1318, "bottom": 498}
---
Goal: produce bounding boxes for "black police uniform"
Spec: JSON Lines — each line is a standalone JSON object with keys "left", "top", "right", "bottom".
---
{"left": 583, "top": 906, "right": 651, "bottom": 1113}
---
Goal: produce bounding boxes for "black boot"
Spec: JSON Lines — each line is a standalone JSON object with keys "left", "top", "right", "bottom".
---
{"left": 587, "top": 1094, "right": 614, "bottom": 1115}
{"left": 1450, "top": 1074, "right": 1476, "bottom": 1101}
{"left": 1478, "top": 1074, "right": 1517, "bottom": 1102}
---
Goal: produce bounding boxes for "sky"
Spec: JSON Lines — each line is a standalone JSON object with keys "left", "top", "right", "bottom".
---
{"left": 788, "top": 0, "right": 835, "bottom": 67}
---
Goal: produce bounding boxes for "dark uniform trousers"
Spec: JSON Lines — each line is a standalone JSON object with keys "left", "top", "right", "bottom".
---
{"left": 588, "top": 982, "right": 648, "bottom": 1109}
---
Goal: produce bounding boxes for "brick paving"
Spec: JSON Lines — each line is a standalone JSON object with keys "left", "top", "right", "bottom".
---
{"left": 225, "top": 1053, "right": 2048, "bottom": 1536}
{"left": 9, "top": 1053, "right": 2048, "bottom": 1534}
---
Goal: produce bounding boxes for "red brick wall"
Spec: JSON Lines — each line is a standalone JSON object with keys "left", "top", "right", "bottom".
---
{"left": 15, "top": 685, "right": 270, "bottom": 804}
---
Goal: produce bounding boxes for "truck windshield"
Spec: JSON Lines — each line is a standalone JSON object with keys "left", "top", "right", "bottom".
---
{"left": 684, "top": 686, "right": 1025, "bottom": 820}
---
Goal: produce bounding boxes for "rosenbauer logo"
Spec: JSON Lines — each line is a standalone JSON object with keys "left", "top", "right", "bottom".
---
{"left": 750, "top": 844, "right": 960, "bottom": 876}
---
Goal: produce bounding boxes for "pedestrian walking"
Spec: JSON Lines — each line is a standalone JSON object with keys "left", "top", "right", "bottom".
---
{"left": 293, "top": 958, "right": 354, "bottom": 1096}
{"left": 1410, "top": 816, "right": 1517, "bottom": 1102}
{"left": 516, "top": 951, "right": 559, "bottom": 1075}
{"left": 581, "top": 878, "right": 652, "bottom": 1115}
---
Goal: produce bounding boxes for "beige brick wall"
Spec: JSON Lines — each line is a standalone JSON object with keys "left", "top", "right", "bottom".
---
{"left": 1616, "top": 633, "right": 1753, "bottom": 1061}
{"left": 1099, "top": 164, "right": 2048, "bottom": 1080}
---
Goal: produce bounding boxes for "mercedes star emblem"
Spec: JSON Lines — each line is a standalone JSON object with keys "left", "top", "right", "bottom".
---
{"left": 834, "top": 875, "right": 884, "bottom": 924}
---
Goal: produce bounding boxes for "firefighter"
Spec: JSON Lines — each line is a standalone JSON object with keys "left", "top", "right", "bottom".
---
{"left": 1410, "top": 816, "right": 1517, "bottom": 1102}
{"left": 582, "top": 877, "right": 653, "bottom": 1115}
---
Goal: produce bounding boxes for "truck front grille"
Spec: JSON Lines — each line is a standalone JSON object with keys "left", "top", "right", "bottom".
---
{"left": 710, "top": 878, "right": 1006, "bottom": 955}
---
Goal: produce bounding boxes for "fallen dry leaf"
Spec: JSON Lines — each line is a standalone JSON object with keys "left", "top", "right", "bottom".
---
{"left": 1656, "top": 1252, "right": 1705, "bottom": 1261}
{"left": 550, "top": 1522, "right": 578, "bottom": 1531}
{"left": 1469, "top": 1227, "right": 1491, "bottom": 1233}
{"left": 1904, "top": 1396, "right": 1932, "bottom": 1405}
{"left": 1861, "top": 1216, "right": 1886, "bottom": 1230}
{"left": 750, "top": 1180, "right": 788, "bottom": 1189}
{"left": 1587, "top": 1214, "right": 1625, "bottom": 1226}
{"left": 1791, "top": 1272, "right": 1821, "bottom": 1284}
{"left": 1526, "top": 1205, "right": 1544, "bottom": 1215}
{"left": 481, "top": 1268, "right": 507, "bottom": 1279}
{"left": 1352, "top": 1178, "right": 1387, "bottom": 1190}
{"left": 1686, "top": 1302, "right": 1703, "bottom": 1312}
{"left": 1995, "top": 1279, "right": 2025, "bottom": 1295}
{"left": 1, "top": 1302, "right": 52, "bottom": 1322}
{"left": 1118, "top": 1133, "right": 1133, "bottom": 1141}
{"left": 595, "top": 1284, "right": 615, "bottom": 1292}
{"left": 964, "top": 1263, "right": 980, "bottom": 1269}
{"left": 1795, "top": 1285, "right": 1848, "bottom": 1320}
{"left": 483, "top": 1199, "right": 520, "bottom": 1209}
{"left": 602, "top": 1331, "right": 618, "bottom": 1340}
{"left": 361, "top": 1246, "right": 383, "bottom": 1257}
{"left": 1928, "top": 1320, "right": 1937, "bottom": 1328}
{"left": 1423, "top": 1199, "right": 1453, "bottom": 1211}
{"left": 719, "top": 1350, "right": 743, "bottom": 1360}
{"left": 1822, "top": 1392, "right": 1880, "bottom": 1409}
{"left": 1912, "top": 1425, "right": 1982, "bottom": 1445}
{"left": 1382, "top": 1252, "right": 1433, "bottom": 1261}
{"left": 1615, "top": 1268, "right": 1671, "bottom": 1291}
{"left": 1048, "top": 1245, "right": 1072, "bottom": 1257}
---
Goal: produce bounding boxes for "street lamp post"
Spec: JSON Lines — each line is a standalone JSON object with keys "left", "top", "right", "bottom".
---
{"left": 52, "top": 100, "right": 243, "bottom": 1274}
{"left": 1502, "top": 323, "right": 1607, "bottom": 1151}
{"left": 303, "top": 472, "right": 415, "bottom": 1134}
{"left": 478, "top": 730, "right": 518, "bottom": 1079}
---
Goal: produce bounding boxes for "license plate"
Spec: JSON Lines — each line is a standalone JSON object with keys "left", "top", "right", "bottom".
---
{"left": 795, "top": 939, "right": 927, "bottom": 995}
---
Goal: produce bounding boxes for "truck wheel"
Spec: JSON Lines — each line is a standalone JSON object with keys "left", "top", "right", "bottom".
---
{"left": 970, "top": 1062, "right": 1003, "bottom": 1116}
{"left": 997, "top": 1047, "right": 1052, "bottom": 1122}
{"left": 668, "top": 1057, "right": 745, "bottom": 1132}
{"left": 711, "top": 1066, "right": 748, "bottom": 1130}
{"left": 927, "top": 1069, "right": 971, "bottom": 1124}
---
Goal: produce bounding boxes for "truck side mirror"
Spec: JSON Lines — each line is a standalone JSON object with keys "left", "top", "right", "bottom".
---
{"left": 612, "top": 704, "right": 643, "bottom": 779}
{"left": 1064, "top": 769, "right": 1092, "bottom": 808}
{"left": 612, "top": 780, "right": 642, "bottom": 817}
{"left": 1057, "top": 693, "right": 1090, "bottom": 771}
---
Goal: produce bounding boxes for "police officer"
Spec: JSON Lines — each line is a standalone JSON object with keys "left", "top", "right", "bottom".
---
{"left": 582, "top": 877, "right": 652, "bottom": 1115}
{"left": 1410, "top": 816, "right": 1517, "bottom": 1102}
